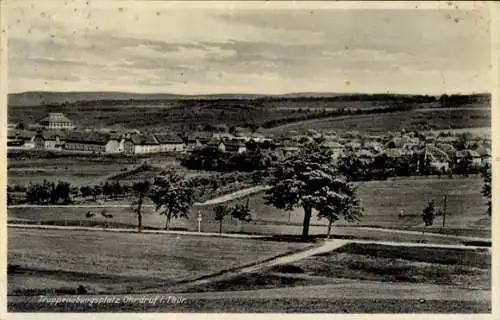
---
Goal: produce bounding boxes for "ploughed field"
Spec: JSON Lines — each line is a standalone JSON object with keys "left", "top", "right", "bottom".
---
{"left": 8, "top": 228, "right": 310, "bottom": 295}
{"left": 8, "top": 176, "right": 490, "bottom": 238}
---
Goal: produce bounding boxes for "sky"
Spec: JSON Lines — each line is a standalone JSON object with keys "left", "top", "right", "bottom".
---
{"left": 6, "top": 1, "right": 493, "bottom": 95}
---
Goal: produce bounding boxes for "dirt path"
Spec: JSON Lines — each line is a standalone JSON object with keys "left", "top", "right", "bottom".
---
{"left": 7, "top": 185, "right": 268, "bottom": 209}
{"left": 139, "top": 240, "right": 349, "bottom": 293}
{"left": 151, "top": 237, "right": 488, "bottom": 294}
{"left": 194, "top": 185, "right": 270, "bottom": 206}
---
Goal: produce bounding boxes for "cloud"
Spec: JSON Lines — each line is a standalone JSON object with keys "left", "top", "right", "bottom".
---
{"left": 6, "top": 1, "right": 492, "bottom": 94}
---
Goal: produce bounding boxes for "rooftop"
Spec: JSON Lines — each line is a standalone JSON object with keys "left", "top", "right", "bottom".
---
{"left": 39, "top": 112, "right": 73, "bottom": 124}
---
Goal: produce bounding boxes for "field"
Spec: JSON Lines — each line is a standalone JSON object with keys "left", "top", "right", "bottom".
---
{"left": 186, "top": 243, "right": 491, "bottom": 294}
{"left": 8, "top": 228, "right": 310, "bottom": 295}
{"left": 8, "top": 95, "right": 490, "bottom": 132}
{"left": 8, "top": 176, "right": 490, "bottom": 239}
{"left": 264, "top": 107, "right": 490, "bottom": 135}
{"left": 428, "top": 126, "right": 491, "bottom": 137}
{"left": 7, "top": 154, "right": 201, "bottom": 186}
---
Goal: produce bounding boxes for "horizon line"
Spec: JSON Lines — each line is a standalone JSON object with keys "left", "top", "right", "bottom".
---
{"left": 8, "top": 89, "right": 492, "bottom": 97}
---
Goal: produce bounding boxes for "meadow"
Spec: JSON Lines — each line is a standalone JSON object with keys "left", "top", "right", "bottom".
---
{"left": 8, "top": 95, "right": 489, "bottom": 133}
{"left": 264, "top": 107, "right": 490, "bottom": 135}
{"left": 186, "top": 243, "right": 490, "bottom": 296}
{"left": 8, "top": 176, "right": 490, "bottom": 238}
{"left": 8, "top": 228, "right": 310, "bottom": 295}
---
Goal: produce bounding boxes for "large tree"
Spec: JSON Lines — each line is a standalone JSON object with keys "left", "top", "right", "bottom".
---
{"left": 149, "top": 171, "right": 195, "bottom": 230}
{"left": 265, "top": 140, "right": 363, "bottom": 238}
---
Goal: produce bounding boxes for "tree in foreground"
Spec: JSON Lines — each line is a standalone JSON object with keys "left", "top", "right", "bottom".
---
{"left": 214, "top": 204, "right": 232, "bottom": 234}
{"left": 149, "top": 170, "right": 195, "bottom": 230}
{"left": 481, "top": 164, "right": 491, "bottom": 216}
{"left": 265, "top": 141, "right": 363, "bottom": 238}
{"left": 131, "top": 180, "right": 151, "bottom": 232}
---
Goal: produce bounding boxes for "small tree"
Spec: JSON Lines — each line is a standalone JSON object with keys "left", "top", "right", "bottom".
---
{"left": 149, "top": 171, "right": 195, "bottom": 230}
{"left": 231, "top": 199, "right": 252, "bottom": 222}
{"left": 231, "top": 199, "right": 253, "bottom": 233}
{"left": 214, "top": 204, "right": 231, "bottom": 234}
{"left": 422, "top": 200, "right": 436, "bottom": 235}
{"left": 80, "top": 186, "right": 92, "bottom": 199}
{"left": 92, "top": 185, "right": 102, "bottom": 201}
{"left": 102, "top": 181, "right": 113, "bottom": 200}
{"left": 55, "top": 181, "right": 72, "bottom": 204}
{"left": 316, "top": 183, "right": 363, "bottom": 238}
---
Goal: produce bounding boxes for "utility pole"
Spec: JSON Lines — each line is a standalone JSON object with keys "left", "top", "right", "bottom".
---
{"left": 197, "top": 211, "right": 202, "bottom": 233}
{"left": 442, "top": 194, "right": 447, "bottom": 231}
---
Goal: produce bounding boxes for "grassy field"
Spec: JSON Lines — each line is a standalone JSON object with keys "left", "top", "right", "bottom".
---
{"left": 187, "top": 242, "right": 491, "bottom": 294}
{"left": 7, "top": 98, "right": 422, "bottom": 132}
{"left": 7, "top": 155, "right": 198, "bottom": 186}
{"left": 8, "top": 228, "right": 310, "bottom": 295}
{"left": 428, "top": 126, "right": 491, "bottom": 137}
{"left": 264, "top": 108, "right": 490, "bottom": 135}
{"left": 8, "top": 176, "right": 490, "bottom": 238}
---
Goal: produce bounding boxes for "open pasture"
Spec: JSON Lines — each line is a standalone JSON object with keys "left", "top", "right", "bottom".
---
{"left": 9, "top": 176, "right": 489, "bottom": 238}
{"left": 8, "top": 228, "right": 309, "bottom": 295}
{"left": 264, "top": 107, "right": 490, "bottom": 135}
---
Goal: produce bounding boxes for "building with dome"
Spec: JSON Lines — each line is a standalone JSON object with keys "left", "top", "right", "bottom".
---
{"left": 37, "top": 112, "right": 75, "bottom": 130}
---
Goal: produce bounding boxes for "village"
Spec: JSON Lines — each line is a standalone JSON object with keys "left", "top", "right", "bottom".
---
{"left": 7, "top": 111, "right": 491, "bottom": 175}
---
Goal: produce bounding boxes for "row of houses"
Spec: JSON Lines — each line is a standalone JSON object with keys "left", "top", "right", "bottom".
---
{"left": 278, "top": 133, "right": 490, "bottom": 172}
{"left": 7, "top": 129, "right": 189, "bottom": 155}
{"left": 7, "top": 128, "right": 270, "bottom": 156}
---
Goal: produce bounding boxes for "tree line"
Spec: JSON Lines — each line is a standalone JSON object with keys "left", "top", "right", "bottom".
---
{"left": 180, "top": 144, "right": 277, "bottom": 172}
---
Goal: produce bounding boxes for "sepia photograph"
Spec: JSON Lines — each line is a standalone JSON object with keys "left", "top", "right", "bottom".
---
{"left": 3, "top": 0, "right": 495, "bottom": 314}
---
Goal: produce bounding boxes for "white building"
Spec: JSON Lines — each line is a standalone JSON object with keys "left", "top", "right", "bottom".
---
{"left": 38, "top": 113, "right": 75, "bottom": 130}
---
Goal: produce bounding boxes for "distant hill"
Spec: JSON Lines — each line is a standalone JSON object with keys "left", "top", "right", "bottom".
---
{"left": 8, "top": 90, "right": 490, "bottom": 108}
{"left": 8, "top": 91, "right": 277, "bottom": 107}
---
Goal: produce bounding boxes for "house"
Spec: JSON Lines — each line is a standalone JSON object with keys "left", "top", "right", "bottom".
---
{"left": 31, "top": 131, "right": 67, "bottom": 151}
{"left": 474, "top": 145, "right": 491, "bottom": 165}
{"left": 383, "top": 148, "right": 410, "bottom": 160}
{"left": 42, "top": 131, "right": 67, "bottom": 151}
{"left": 154, "top": 133, "right": 185, "bottom": 153}
{"left": 385, "top": 136, "right": 419, "bottom": 149}
{"left": 322, "top": 140, "right": 344, "bottom": 159}
{"left": 356, "top": 149, "right": 376, "bottom": 160}
{"left": 418, "top": 145, "right": 450, "bottom": 172}
{"left": 128, "top": 133, "right": 160, "bottom": 154}
{"left": 363, "top": 141, "right": 383, "bottom": 154}
{"left": 7, "top": 129, "right": 37, "bottom": 149}
{"left": 207, "top": 138, "right": 225, "bottom": 153}
{"left": 64, "top": 131, "right": 119, "bottom": 154}
{"left": 436, "top": 136, "right": 457, "bottom": 144}
{"left": 37, "top": 113, "right": 75, "bottom": 130}
{"left": 456, "top": 149, "right": 482, "bottom": 168}
{"left": 436, "top": 143, "right": 457, "bottom": 160}
{"left": 224, "top": 140, "right": 247, "bottom": 154}
{"left": 185, "top": 132, "right": 212, "bottom": 151}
